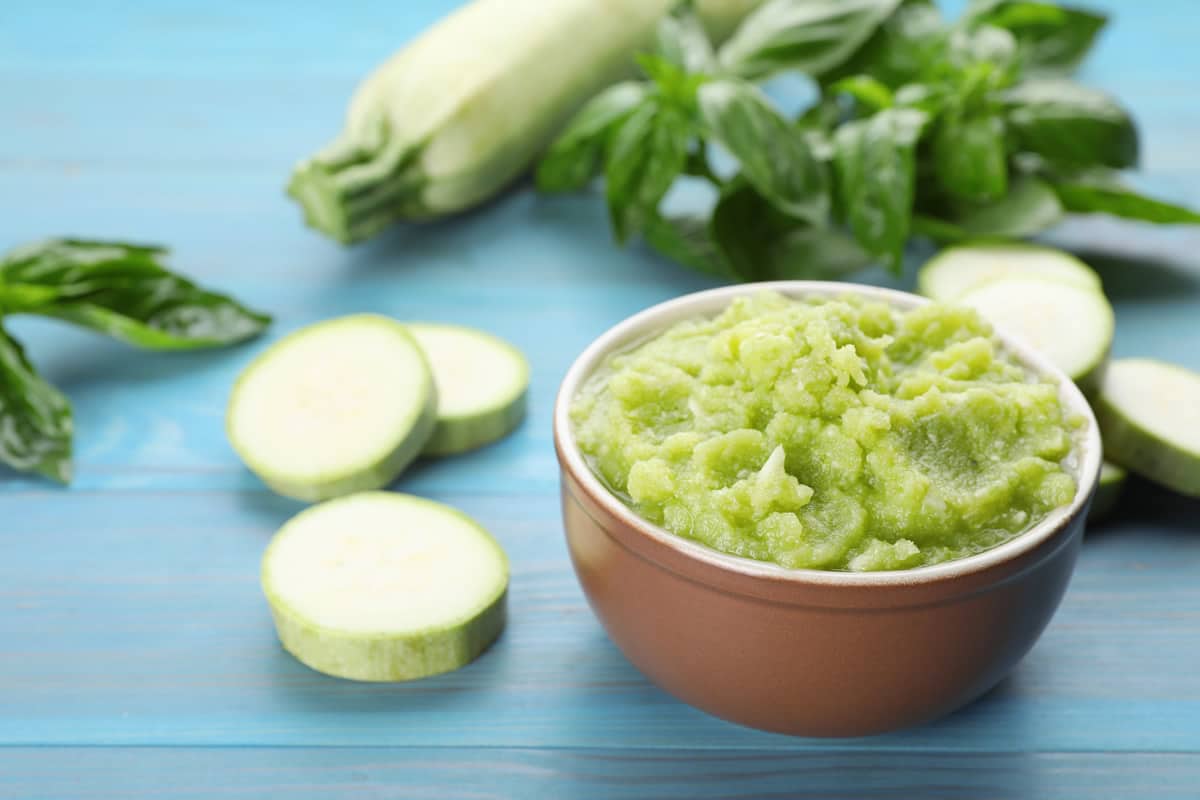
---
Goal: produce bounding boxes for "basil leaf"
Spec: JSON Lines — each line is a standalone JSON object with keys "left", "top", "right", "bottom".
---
{"left": 642, "top": 214, "right": 743, "bottom": 280}
{"left": 947, "top": 24, "right": 1018, "bottom": 75}
{"left": 796, "top": 95, "right": 841, "bottom": 135}
{"left": 823, "top": 1, "right": 946, "bottom": 89}
{"left": 1050, "top": 168, "right": 1200, "bottom": 224}
{"left": 920, "top": 175, "right": 1063, "bottom": 240}
{"left": 1004, "top": 79, "right": 1139, "bottom": 169}
{"left": 893, "top": 82, "right": 947, "bottom": 115}
{"left": 965, "top": 0, "right": 1107, "bottom": 75}
{"left": 719, "top": 0, "right": 902, "bottom": 81}
{"left": 698, "top": 79, "right": 828, "bottom": 224}
{"left": 655, "top": 3, "right": 716, "bottom": 73}
{"left": 0, "top": 323, "right": 72, "bottom": 483}
{"left": 605, "top": 99, "right": 691, "bottom": 243}
{"left": 829, "top": 74, "right": 894, "bottom": 112}
{"left": 933, "top": 112, "right": 1008, "bottom": 202}
{"left": 0, "top": 239, "right": 271, "bottom": 350}
{"left": 712, "top": 183, "right": 873, "bottom": 279}
{"left": 832, "top": 108, "right": 926, "bottom": 272}
{"left": 536, "top": 82, "right": 650, "bottom": 193}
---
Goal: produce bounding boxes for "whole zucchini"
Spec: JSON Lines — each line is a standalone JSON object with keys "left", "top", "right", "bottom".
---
{"left": 288, "top": 0, "right": 760, "bottom": 243}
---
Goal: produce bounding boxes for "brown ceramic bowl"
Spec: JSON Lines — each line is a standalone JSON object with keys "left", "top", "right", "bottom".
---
{"left": 554, "top": 281, "right": 1101, "bottom": 737}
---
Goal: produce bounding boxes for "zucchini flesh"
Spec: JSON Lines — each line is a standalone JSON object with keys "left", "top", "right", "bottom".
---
{"left": 263, "top": 492, "right": 508, "bottom": 682}
{"left": 408, "top": 323, "right": 530, "bottom": 456}
{"left": 958, "top": 277, "right": 1113, "bottom": 397}
{"left": 227, "top": 315, "right": 436, "bottom": 501}
{"left": 917, "top": 243, "right": 1100, "bottom": 302}
{"left": 1096, "top": 358, "right": 1200, "bottom": 497}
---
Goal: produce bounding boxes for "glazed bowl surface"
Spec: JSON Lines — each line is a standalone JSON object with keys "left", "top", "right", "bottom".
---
{"left": 554, "top": 281, "right": 1101, "bottom": 737}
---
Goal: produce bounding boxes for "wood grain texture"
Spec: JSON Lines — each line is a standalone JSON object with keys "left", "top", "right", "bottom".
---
{"left": 1, "top": 486, "right": 1198, "bottom": 752}
{"left": 1, "top": 0, "right": 1199, "bottom": 796}
{"left": 2, "top": 749, "right": 1198, "bottom": 800}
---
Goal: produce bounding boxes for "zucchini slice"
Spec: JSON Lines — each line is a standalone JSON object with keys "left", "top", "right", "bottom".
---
{"left": 958, "top": 277, "right": 1114, "bottom": 397}
{"left": 1096, "top": 358, "right": 1200, "bottom": 497}
{"left": 408, "top": 323, "right": 529, "bottom": 455}
{"left": 263, "top": 492, "right": 508, "bottom": 681}
{"left": 228, "top": 315, "right": 436, "bottom": 501}
{"left": 917, "top": 243, "right": 1100, "bottom": 302}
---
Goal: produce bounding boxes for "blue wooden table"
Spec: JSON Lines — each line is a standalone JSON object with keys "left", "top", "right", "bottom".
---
{"left": 2, "top": 1, "right": 1199, "bottom": 797}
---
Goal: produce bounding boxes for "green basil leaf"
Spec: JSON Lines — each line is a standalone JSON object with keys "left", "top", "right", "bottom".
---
{"left": 822, "top": 1, "right": 946, "bottom": 89}
{"left": 605, "top": 99, "right": 691, "bottom": 243}
{"left": 1050, "top": 168, "right": 1200, "bottom": 224}
{"left": 636, "top": 53, "right": 709, "bottom": 109}
{"left": 0, "top": 323, "right": 72, "bottom": 483}
{"left": 933, "top": 26, "right": 1020, "bottom": 109}
{"left": 921, "top": 175, "right": 1063, "bottom": 240}
{"left": 932, "top": 112, "right": 1008, "bottom": 202}
{"left": 1004, "top": 79, "right": 1139, "bottom": 169}
{"left": 0, "top": 239, "right": 271, "bottom": 350}
{"left": 893, "top": 82, "right": 947, "bottom": 115}
{"left": 655, "top": 3, "right": 717, "bottom": 73}
{"left": 698, "top": 79, "right": 828, "bottom": 223}
{"left": 829, "top": 74, "right": 894, "bottom": 112}
{"left": 948, "top": 24, "right": 1018, "bottom": 72}
{"left": 718, "top": 0, "right": 902, "bottom": 81}
{"left": 832, "top": 108, "right": 926, "bottom": 272}
{"left": 536, "top": 82, "right": 650, "bottom": 193}
{"left": 964, "top": 0, "right": 1107, "bottom": 75}
{"left": 712, "top": 183, "right": 874, "bottom": 279}
{"left": 795, "top": 95, "right": 841, "bottom": 133}
{"left": 642, "top": 214, "right": 743, "bottom": 280}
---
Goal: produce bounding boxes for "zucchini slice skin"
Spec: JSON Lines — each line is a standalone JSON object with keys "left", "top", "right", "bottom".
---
{"left": 1096, "top": 359, "right": 1200, "bottom": 498}
{"left": 408, "top": 323, "right": 530, "bottom": 456}
{"left": 227, "top": 315, "right": 437, "bottom": 501}
{"left": 263, "top": 492, "right": 509, "bottom": 682}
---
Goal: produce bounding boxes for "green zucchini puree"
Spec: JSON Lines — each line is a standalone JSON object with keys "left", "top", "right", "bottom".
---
{"left": 571, "top": 292, "right": 1079, "bottom": 571}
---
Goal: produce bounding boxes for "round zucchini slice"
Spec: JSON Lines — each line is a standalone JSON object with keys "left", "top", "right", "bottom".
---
{"left": 917, "top": 243, "right": 1100, "bottom": 302}
{"left": 407, "top": 323, "right": 529, "bottom": 456}
{"left": 228, "top": 314, "right": 436, "bottom": 501}
{"left": 263, "top": 492, "right": 508, "bottom": 681}
{"left": 1096, "top": 358, "right": 1200, "bottom": 497}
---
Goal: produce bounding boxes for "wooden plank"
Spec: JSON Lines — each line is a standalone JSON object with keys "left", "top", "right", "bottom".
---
{"left": 1, "top": 485, "right": 1198, "bottom": 751}
{"left": 1, "top": 748, "right": 1197, "bottom": 800}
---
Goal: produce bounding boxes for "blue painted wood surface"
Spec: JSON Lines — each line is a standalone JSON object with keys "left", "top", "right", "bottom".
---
{"left": 2, "top": 0, "right": 1199, "bottom": 796}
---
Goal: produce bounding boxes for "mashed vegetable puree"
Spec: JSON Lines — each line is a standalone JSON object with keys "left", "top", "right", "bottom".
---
{"left": 571, "top": 292, "right": 1079, "bottom": 571}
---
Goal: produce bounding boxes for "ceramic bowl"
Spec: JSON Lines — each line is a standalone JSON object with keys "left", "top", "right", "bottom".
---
{"left": 553, "top": 281, "right": 1101, "bottom": 737}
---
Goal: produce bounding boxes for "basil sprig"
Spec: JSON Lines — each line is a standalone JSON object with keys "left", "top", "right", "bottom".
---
{"left": 0, "top": 238, "right": 270, "bottom": 483}
{"left": 539, "top": 0, "right": 1200, "bottom": 281}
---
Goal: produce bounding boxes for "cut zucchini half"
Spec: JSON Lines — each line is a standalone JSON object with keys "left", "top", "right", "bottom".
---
{"left": 227, "top": 315, "right": 436, "bottom": 501}
{"left": 263, "top": 492, "right": 508, "bottom": 682}
{"left": 958, "top": 277, "right": 1113, "bottom": 397}
{"left": 407, "top": 323, "right": 530, "bottom": 456}
{"left": 1088, "top": 461, "right": 1127, "bottom": 522}
{"left": 1096, "top": 358, "right": 1200, "bottom": 497}
{"left": 917, "top": 243, "right": 1100, "bottom": 302}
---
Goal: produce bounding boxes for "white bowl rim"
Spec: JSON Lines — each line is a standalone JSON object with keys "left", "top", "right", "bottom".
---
{"left": 554, "top": 280, "right": 1103, "bottom": 588}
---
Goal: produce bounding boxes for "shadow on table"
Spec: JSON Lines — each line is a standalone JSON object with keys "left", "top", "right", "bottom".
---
{"left": 540, "top": 627, "right": 1047, "bottom": 799}
{"left": 1070, "top": 248, "right": 1200, "bottom": 301}
{"left": 1085, "top": 474, "right": 1200, "bottom": 539}
{"left": 262, "top": 612, "right": 520, "bottom": 711}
